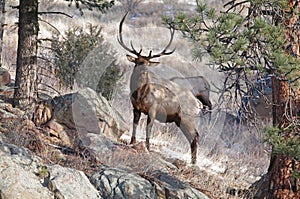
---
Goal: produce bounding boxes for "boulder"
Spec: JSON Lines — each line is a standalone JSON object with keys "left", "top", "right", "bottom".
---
{"left": 71, "top": 88, "right": 129, "bottom": 140}
{"left": 33, "top": 88, "right": 129, "bottom": 141}
{"left": 0, "top": 135, "right": 100, "bottom": 199}
{"left": 91, "top": 166, "right": 155, "bottom": 198}
{"left": 91, "top": 166, "right": 210, "bottom": 199}
{"left": 151, "top": 171, "right": 210, "bottom": 199}
{"left": 48, "top": 165, "right": 100, "bottom": 199}
{"left": 0, "top": 139, "right": 54, "bottom": 199}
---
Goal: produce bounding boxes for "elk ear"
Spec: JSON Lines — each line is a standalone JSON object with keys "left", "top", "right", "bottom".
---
{"left": 126, "top": 55, "right": 136, "bottom": 63}
{"left": 149, "top": 61, "right": 160, "bottom": 66}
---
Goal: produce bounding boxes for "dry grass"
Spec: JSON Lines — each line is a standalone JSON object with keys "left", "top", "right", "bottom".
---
{"left": 1, "top": 0, "right": 272, "bottom": 198}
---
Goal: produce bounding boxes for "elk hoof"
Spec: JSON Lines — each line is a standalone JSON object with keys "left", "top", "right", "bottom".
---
{"left": 146, "top": 138, "right": 150, "bottom": 151}
{"left": 130, "top": 136, "right": 136, "bottom": 144}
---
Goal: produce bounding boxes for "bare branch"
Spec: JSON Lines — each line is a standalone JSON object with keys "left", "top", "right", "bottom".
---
{"left": 38, "top": 18, "right": 66, "bottom": 39}
{"left": 38, "top": 11, "right": 73, "bottom": 18}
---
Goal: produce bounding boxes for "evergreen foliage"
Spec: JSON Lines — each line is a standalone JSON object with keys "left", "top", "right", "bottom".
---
{"left": 165, "top": 0, "right": 300, "bottom": 164}
{"left": 66, "top": 0, "right": 114, "bottom": 14}
{"left": 51, "top": 25, "right": 120, "bottom": 100}
{"left": 265, "top": 125, "right": 300, "bottom": 159}
{"left": 165, "top": 0, "right": 300, "bottom": 95}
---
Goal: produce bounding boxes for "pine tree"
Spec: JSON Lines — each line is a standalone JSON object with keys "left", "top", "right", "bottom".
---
{"left": 166, "top": 0, "right": 300, "bottom": 197}
{"left": 13, "top": 0, "right": 114, "bottom": 115}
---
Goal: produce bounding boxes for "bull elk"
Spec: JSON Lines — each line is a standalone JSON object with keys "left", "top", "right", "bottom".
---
{"left": 118, "top": 12, "right": 201, "bottom": 164}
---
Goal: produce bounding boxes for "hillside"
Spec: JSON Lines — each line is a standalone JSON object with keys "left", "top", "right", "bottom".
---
{"left": 0, "top": 0, "right": 271, "bottom": 198}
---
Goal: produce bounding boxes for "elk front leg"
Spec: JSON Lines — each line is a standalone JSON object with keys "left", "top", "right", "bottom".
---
{"left": 146, "top": 108, "right": 156, "bottom": 151}
{"left": 131, "top": 108, "right": 141, "bottom": 145}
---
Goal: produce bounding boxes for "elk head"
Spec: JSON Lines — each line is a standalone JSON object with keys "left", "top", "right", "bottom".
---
{"left": 118, "top": 12, "right": 176, "bottom": 67}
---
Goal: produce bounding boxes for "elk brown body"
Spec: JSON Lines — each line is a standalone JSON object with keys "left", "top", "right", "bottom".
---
{"left": 170, "top": 76, "right": 212, "bottom": 112}
{"left": 118, "top": 12, "right": 201, "bottom": 164}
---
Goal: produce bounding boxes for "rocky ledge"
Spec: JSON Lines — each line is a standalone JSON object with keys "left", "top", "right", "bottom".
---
{"left": 0, "top": 88, "right": 210, "bottom": 199}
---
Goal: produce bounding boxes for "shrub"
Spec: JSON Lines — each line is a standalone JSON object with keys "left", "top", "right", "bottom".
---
{"left": 51, "top": 25, "right": 120, "bottom": 100}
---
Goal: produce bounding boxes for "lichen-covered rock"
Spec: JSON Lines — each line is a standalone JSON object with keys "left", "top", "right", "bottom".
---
{"left": 0, "top": 140, "right": 54, "bottom": 199}
{"left": 91, "top": 166, "right": 156, "bottom": 199}
{"left": 91, "top": 166, "right": 210, "bottom": 199}
{"left": 0, "top": 135, "right": 100, "bottom": 199}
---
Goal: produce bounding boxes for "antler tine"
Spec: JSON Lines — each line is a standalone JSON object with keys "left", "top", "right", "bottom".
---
{"left": 130, "top": 41, "right": 141, "bottom": 54}
{"left": 117, "top": 12, "right": 140, "bottom": 56}
{"left": 150, "top": 27, "right": 176, "bottom": 59}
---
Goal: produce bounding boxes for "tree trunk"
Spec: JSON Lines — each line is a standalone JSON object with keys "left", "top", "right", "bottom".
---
{"left": 0, "top": 0, "right": 5, "bottom": 67}
{"left": 267, "top": 76, "right": 300, "bottom": 198}
{"left": 267, "top": 1, "right": 300, "bottom": 198}
{"left": 13, "top": 0, "right": 38, "bottom": 116}
{"left": 285, "top": 0, "right": 300, "bottom": 59}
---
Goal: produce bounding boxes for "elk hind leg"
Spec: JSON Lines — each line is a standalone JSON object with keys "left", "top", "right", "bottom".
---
{"left": 176, "top": 119, "right": 198, "bottom": 164}
{"left": 191, "top": 131, "right": 199, "bottom": 164}
{"left": 131, "top": 108, "right": 141, "bottom": 145}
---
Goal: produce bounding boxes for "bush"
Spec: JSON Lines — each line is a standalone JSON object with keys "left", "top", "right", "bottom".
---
{"left": 51, "top": 25, "right": 120, "bottom": 100}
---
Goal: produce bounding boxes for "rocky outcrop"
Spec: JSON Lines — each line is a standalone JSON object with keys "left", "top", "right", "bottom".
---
{"left": 0, "top": 138, "right": 100, "bottom": 199}
{"left": 0, "top": 97, "right": 210, "bottom": 199}
{"left": 0, "top": 133, "right": 210, "bottom": 199}
{"left": 91, "top": 166, "right": 155, "bottom": 198}
{"left": 0, "top": 139, "right": 54, "bottom": 199}
{"left": 71, "top": 88, "right": 129, "bottom": 140}
{"left": 33, "top": 88, "right": 130, "bottom": 141}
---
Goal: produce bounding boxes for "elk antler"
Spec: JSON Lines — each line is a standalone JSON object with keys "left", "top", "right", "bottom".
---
{"left": 118, "top": 12, "right": 176, "bottom": 59}
{"left": 118, "top": 12, "right": 141, "bottom": 56}
{"left": 148, "top": 28, "right": 176, "bottom": 59}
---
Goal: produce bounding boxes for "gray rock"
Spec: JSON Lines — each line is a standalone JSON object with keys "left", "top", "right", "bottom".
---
{"left": 34, "top": 88, "right": 129, "bottom": 141}
{"left": 48, "top": 165, "right": 100, "bottom": 199}
{"left": 151, "top": 171, "right": 210, "bottom": 199}
{"left": 0, "top": 135, "right": 99, "bottom": 199}
{"left": 91, "top": 166, "right": 156, "bottom": 199}
{"left": 0, "top": 140, "right": 54, "bottom": 199}
{"left": 91, "top": 166, "right": 210, "bottom": 199}
{"left": 73, "top": 88, "right": 130, "bottom": 140}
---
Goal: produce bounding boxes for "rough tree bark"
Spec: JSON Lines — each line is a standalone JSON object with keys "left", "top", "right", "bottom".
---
{"left": 268, "top": 76, "right": 300, "bottom": 198}
{"left": 0, "top": 0, "right": 5, "bottom": 67}
{"left": 13, "top": 0, "right": 39, "bottom": 116}
{"left": 267, "top": 1, "right": 300, "bottom": 198}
